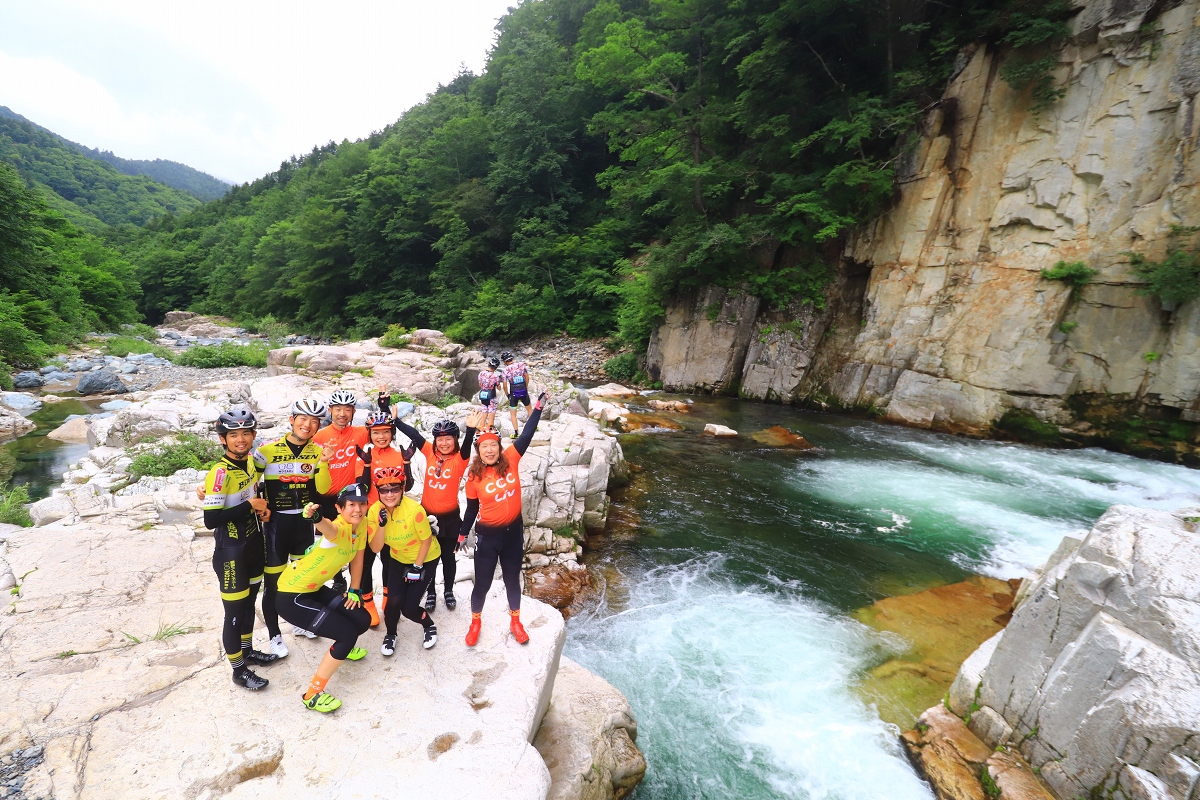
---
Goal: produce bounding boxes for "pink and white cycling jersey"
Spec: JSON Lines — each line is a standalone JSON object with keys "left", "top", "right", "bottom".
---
{"left": 478, "top": 370, "right": 502, "bottom": 392}
{"left": 504, "top": 362, "right": 529, "bottom": 395}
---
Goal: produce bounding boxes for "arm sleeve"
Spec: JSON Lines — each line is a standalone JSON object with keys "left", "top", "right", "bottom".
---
{"left": 460, "top": 498, "right": 479, "bottom": 537}
{"left": 393, "top": 419, "right": 427, "bottom": 450}
{"left": 377, "top": 392, "right": 391, "bottom": 415}
{"left": 459, "top": 426, "right": 476, "bottom": 460}
{"left": 203, "top": 501, "right": 253, "bottom": 530}
{"left": 313, "top": 461, "right": 332, "bottom": 495}
{"left": 513, "top": 406, "right": 543, "bottom": 455}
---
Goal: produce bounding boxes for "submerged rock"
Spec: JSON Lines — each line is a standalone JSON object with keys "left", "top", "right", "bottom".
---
{"left": 750, "top": 425, "right": 813, "bottom": 448}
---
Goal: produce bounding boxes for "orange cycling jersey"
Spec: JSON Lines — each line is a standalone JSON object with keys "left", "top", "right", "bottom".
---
{"left": 464, "top": 447, "right": 523, "bottom": 527}
{"left": 313, "top": 424, "right": 368, "bottom": 494}
{"left": 420, "top": 441, "right": 469, "bottom": 514}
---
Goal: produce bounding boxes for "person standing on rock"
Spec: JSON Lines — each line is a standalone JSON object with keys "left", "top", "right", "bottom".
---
{"left": 276, "top": 485, "right": 372, "bottom": 714}
{"left": 204, "top": 408, "right": 280, "bottom": 691}
{"left": 353, "top": 410, "right": 414, "bottom": 627}
{"left": 501, "top": 351, "right": 533, "bottom": 436}
{"left": 477, "top": 357, "right": 503, "bottom": 430}
{"left": 460, "top": 390, "right": 549, "bottom": 647}
{"left": 258, "top": 398, "right": 333, "bottom": 657}
{"left": 366, "top": 466, "right": 440, "bottom": 654}
{"left": 393, "top": 409, "right": 482, "bottom": 612}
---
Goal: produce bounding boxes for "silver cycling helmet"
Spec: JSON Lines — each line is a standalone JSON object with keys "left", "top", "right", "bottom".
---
{"left": 328, "top": 389, "right": 357, "bottom": 407}
{"left": 290, "top": 398, "right": 328, "bottom": 418}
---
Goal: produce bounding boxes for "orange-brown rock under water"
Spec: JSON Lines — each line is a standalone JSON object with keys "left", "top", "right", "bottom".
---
{"left": 854, "top": 576, "right": 1018, "bottom": 728}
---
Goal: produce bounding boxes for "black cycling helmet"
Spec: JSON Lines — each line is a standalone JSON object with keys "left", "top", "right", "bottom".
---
{"left": 216, "top": 408, "right": 257, "bottom": 435}
{"left": 488, "top": 356, "right": 501, "bottom": 368}
{"left": 336, "top": 483, "right": 369, "bottom": 505}
{"left": 500, "top": 350, "right": 514, "bottom": 362}
{"left": 432, "top": 420, "right": 460, "bottom": 439}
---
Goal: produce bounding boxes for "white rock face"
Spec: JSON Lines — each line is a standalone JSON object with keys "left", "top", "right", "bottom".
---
{"left": 0, "top": 404, "right": 35, "bottom": 442}
{"left": 951, "top": 505, "right": 1200, "bottom": 800}
{"left": 646, "top": 286, "right": 760, "bottom": 393}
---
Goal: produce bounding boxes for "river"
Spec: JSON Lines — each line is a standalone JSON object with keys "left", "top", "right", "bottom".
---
{"left": 564, "top": 397, "right": 1200, "bottom": 800}
{"left": 1, "top": 398, "right": 102, "bottom": 501}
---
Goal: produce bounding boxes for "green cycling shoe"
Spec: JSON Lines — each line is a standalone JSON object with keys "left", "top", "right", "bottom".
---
{"left": 302, "top": 691, "right": 342, "bottom": 713}
{"left": 345, "top": 647, "right": 368, "bottom": 661}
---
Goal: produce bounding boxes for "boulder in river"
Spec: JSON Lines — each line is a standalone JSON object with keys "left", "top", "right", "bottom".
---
{"left": 12, "top": 371, "right": 44, "bottom": 389}
{"left": 588, "top": 383, "right": 637, "bottom": 399}
{"left": 750, "top": 425, "right": 813, "bottom": 448}
{"left": 0, "top": 404, "right": 35, "bottom": 441}
{"left": 702, "top": 423, "right": 737, "bottom": 437}
{"left": 46, "top": 416, "right": 90, "bottom": 443}
{"left": 76, "top": 370, "right": 128, "bottom": 396}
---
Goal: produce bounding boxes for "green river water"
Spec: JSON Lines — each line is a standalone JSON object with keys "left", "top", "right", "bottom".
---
{"left": 564, "top": 397, "right": 1200, "bottom": 800}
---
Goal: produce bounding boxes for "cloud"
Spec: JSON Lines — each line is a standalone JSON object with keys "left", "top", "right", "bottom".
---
{"left": 0, "top": 1, "right": 514, "bottom": 182}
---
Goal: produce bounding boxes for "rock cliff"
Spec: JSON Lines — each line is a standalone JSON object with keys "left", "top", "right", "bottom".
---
{"left": 911, "top": 505, "right": 1200, "bottom": 800}
{"left": 645, "top": 0, "right": 1200, "bottom": 461}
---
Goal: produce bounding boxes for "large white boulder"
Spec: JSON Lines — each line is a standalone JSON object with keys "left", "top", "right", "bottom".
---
{"left": 956, "top": 505, "right": 1200, "bottom": 800}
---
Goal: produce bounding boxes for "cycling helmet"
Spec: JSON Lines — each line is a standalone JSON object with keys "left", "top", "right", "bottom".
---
{"left": 431, "top": 420, "right": 460, "bottom": 439}
{"left": 216, "top": 408, "right": 257, "bottom": 434}
{"left": 291, "top": 398, "right": 328, "bottom": 419}
{"left": 475, "top": 428, "right": 501, "bottom": 450}
{"left": 372, "top": 465, "right": 406, "bottom": 486}
{"left": 500, "top": 350, "right": 514, "bottom": 362}
{"left": 488, "top": 356, "right": 500, "bottom": 368}
{"left": 337, "top": 483, "right": 369, "bottom": 504}
{"left": 328, "top": 389, "right": 357, "bottom": 407}
{"left": 365, "top": 411, "right": 393, "bottom": 428}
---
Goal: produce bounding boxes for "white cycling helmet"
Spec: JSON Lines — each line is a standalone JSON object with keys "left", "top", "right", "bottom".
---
{"left": 290, "top": 398, "right": 328, "bottom": 418}
{"left": 328, "top": 389, "right": 357, "bottom": 407}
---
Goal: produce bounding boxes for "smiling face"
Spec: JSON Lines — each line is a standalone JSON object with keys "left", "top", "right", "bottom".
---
{"left": 338, "top": 498, "right": 368, "bottom": 524}
{"left": 377, "top": 483, "right": 404, "bottom": 509}
{"left": 478, "top": 438, "right": 500, "bottom": 465}
{"left": 435, "top": 434, "right": 457, "bottom": 455}
{"left": 370, "top": 426, "right": 393, "bottom": 447}
{"left": 221, "top": 428, "right": 257, "bottom": 458}
{"left": 290, "top": 414, "right": 320, "bottom": 442}
{"left": 330, "top": 404, "right": 355, "bottom": 429}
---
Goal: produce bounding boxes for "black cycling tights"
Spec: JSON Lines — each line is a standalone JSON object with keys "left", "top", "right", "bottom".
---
{"left": 220, "top": 582, "right": 260, "bottom": 660}
{"left": 471, "top": 519, "right": 524, "bottom": 614}
{"left": 276, "top": 587, "right": 371, "bottom": 660}
{"left": 428, "top": 509, "right": 462, "bottom": 592}
{"left": 262, "top": 573, "right": 282, "bottom": 638}
{"left": 382, "top": 549, "right": 434, "bottom": 636}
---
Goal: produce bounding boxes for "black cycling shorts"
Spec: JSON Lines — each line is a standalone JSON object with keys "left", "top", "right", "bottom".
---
{"left": 264, "top": 512, "right": 315, "bottom": 572}
{"left": 212, "top": 532, "right": 265, "bottom": 601}
{"left": 507, "top": 391, "right": 531, "bottom": 408}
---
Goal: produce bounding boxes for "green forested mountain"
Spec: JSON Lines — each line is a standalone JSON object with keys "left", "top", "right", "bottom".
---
{"left": 75, "top": 148, "right": 229, "bottom": 201}
{"left": 0, "top": 109, "right": 205, "bottom": 229}
{"left": 122, "top": 0, "right": 1067, "bottom": 342}
{"left": 0, "top": 161, "right": 140, "bottom": 370}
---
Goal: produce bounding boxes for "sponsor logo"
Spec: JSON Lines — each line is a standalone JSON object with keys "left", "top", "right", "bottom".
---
{"left": 212, "top": 468, "right": 226, "bottom": 492}
{"left": 301, "top": 463, "right": 313, "bottom": 474}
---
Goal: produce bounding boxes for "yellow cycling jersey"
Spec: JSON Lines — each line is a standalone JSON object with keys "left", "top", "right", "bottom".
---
{"left": 277, "top": 517, "right": 367, "bottom": 593}
{"left": 203, "top": 455, "right": 263, "bottom": 544}
{"left": 257, "top": 437, "right": 331, "bottom": 513}
{"left": 367, "top": 498, "right": 440, "bottom": 564}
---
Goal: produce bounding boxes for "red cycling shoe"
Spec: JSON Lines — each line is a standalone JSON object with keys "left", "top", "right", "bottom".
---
{"left": 466, "top": 616, "right": 482, "bottom": 647}
{"left": 510, "top": 613, "right": 529, "bottom": 645}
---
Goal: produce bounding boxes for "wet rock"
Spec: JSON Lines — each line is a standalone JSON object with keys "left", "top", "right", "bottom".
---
{"left": 0, "top": 392, "right": 42, "bottom": 416}
{"left": 76, "top": 370, "right": 128, "bottom": 396}
{"left": 854, "top": 576, "right": 1017, "bottom": 728}
{"left": 985, "top": 750, "right": 1055, "bottom": 800}
{"left": 615, "top": 412, "right": 683, "bottom": 432}
{"left": 645, "top": 399, "right": 689, "bottom": 412}
{"left": 902, "top": 705, "right": 991, "bottom": 800}
{"left": 46, "top": 416, "right": 89, "bottom": 443}
{"left": 12, "top": 371, "right": 44, "bottom": 389}
{"left": 750, "top": 425, "right": 813, "bottom": 448}
{"left": 0, "top": 405, "right": 35, "bottom": 442}
{"left": 525, "top": 562, "right": 592, "bottom": 611}
{"left": 703, "top": 423, "right": 737, "bottom": 437}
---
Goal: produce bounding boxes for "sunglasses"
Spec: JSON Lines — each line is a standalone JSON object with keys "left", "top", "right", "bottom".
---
{"left": 378, "top": 486, "right": 404, "bottom": 495}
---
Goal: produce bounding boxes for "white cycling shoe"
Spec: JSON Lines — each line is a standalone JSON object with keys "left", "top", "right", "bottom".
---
{"left": 292, "top": 625, "right": 317, "bottom": 639}
{"left": 269, "top": 634, "right": 289, "bottom": 658}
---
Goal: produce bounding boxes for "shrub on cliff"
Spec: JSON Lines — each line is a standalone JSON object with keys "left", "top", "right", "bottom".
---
{"left": 604, "top": 352, "right": 640, "bottom": 384}
{"left": 1040, "top": 261, "right": 1097, "bottom": 297}
{"left": 128, "top": 433, "right": 223, "bottom": 480}
{"left": 1127, "top": 225, "right": 1200, "bottom": 308}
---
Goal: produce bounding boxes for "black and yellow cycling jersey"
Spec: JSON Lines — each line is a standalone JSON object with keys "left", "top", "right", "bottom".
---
{"left": 258, "top": 437, "right": 332, "bottom": 514}
{"left": 202, "top": 454, "right": 265, "bottom": 546}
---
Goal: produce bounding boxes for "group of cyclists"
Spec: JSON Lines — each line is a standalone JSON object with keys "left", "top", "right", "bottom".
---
{"left": 201, "top": 350, "right": 546, "bottom": 713}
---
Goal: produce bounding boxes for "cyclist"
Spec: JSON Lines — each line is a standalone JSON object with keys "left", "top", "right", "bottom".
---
{"left": 313, "top": 388, "right": 369, "bottom": 521}
{"left": 204, "top": 408, "right": 279, "bottom": 690}
{"left": 460, "top": 390, "right": 549, "bottom": 647}
{"left": 258, "top": 398, "right": 333, "bottom": 657}
{"left": 367, "top": 466, "right": 439, "bottom": 654}
{"left": 393, "top": 409, "right": 481, "bottom": 611}
{"left": 353, "top": 410, "right": 413, "bottom": 627}
{"left": 476, "top": 357, "right": 503, "bottom": 430}
{"left": 501, "top": 351, "right": 533, "bottom": 436}
{"left": 276, "top": 484, "right": 372, "bottom": 713}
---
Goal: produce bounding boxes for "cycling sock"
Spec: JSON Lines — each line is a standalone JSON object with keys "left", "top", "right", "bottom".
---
{"left": 240, "top": 633, "right": 252, "bottom": 657}
{"left": 303, "top": 675, "right": 329, "bottom": 701}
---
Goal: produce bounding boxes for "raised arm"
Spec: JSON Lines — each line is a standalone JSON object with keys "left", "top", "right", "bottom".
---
{"left": 512, "top": 392, "right": 548, "bottom": 455}
{"left": 459, "top": 498, "right": 479, "bottom": 541}
{"left": 393, "top": 419, "right": 427, "bottom": 450}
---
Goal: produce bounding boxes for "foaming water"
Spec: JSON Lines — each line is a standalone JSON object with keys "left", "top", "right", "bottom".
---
{"left": 568, "top": 400, "right": 1200, "bottom": 798}
{"left": 567, "top": 556, "right": 932, "bottom": 800}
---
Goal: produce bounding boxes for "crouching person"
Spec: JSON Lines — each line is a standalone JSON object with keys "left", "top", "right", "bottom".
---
{"left": 274, "top": 484, "right": 372, "bottom": 713}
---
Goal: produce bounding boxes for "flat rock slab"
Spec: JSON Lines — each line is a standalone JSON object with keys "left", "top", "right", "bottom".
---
{"left": 3, "top": 516, "right": 566, "bottom": 799}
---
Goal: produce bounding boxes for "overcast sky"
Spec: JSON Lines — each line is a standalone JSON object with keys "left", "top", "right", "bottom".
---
{"left": 0, "top": 0, "right": 515, "bottom": 184}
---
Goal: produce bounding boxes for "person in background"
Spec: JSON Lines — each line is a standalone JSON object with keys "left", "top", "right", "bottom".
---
{"left": 501, "top": 350, "right": 533, "bottom": 436}
{"left": 366, "top": 467, "right": 439, "bottom": 654}
{"left": 460, "top": 390, "right": 549, "bottom": 647}
{"left": 203, "top": 408, "right": 279, "bottom": 690}
{"left": 393, "top": 409, "right": 481, "bottom": 611}
{"left": 275, "top": 484, "right": 372, "bottom": 713}
{"left": 476, "top": 357, "right": 503, "bottom": 430}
